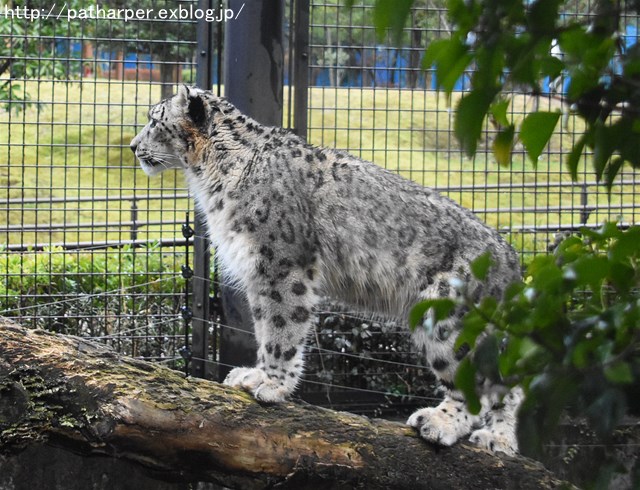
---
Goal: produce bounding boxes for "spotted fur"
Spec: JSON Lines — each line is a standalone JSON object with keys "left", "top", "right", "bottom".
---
{"left": 131, "top": 85, "right": 523, "bottom": 455}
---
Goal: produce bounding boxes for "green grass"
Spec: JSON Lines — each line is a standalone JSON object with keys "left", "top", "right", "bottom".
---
{"left": 0, "top": 80, "right": 188, "bottom": 247}
{"left": 2, "top": 81, "right": 639, "bottom": 260}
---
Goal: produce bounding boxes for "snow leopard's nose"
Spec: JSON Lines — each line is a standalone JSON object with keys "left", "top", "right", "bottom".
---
{"left": 129, "top": 133, "right": 141, "bottom": 155}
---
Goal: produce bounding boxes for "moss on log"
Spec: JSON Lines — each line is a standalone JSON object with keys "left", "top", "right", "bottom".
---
{"left": 0, "top": 318, "right": 569, "bottom": 489}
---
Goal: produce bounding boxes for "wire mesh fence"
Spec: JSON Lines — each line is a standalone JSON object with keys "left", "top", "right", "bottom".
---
{"left": 1, "top": 0, "right": 639, "bottom": 416}
{"left": 0, "top": 0, "right": 209, "bottom": 369}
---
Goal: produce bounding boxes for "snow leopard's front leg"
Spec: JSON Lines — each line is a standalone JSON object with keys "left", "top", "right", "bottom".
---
{"left": 223, "top": 265, "right": 319, "bottom": 403}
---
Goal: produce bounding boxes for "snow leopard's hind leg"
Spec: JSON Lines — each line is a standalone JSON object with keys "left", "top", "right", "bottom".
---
{"left": 406, "top": 271, "right": 521, "bottom": 455}
{"left": 407, "top": 272, "right": 483, "bottom": 446}
{"left": 469, "top": 386, "right": 522, "bottom": 455}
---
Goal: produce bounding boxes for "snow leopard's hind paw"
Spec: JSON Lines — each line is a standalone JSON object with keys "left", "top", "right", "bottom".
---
{"left": 407, "top": 399, "right": 478, "bottom": 447}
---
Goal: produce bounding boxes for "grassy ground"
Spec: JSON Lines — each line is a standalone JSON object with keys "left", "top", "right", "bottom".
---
{"left": 1, "top": 81, "right": 639, "bottom": 260}
{"left": 0, "top": 81, "right": 189, "bottom": 248}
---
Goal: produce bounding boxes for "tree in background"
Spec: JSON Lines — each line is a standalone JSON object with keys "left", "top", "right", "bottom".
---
{"left": 0, "top": 0, "right": 195, "bottom": 108}
{"left": 93, "top": 0, "right": 196, "bottom": 99}
{"left": 311, "top": 0, "right": 450, "bottom": 88}
{"left": 0, "top": 0, "right": 85, "bottom": 110}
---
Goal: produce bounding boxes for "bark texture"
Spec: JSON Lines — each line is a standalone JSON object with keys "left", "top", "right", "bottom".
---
{"left": 0, "top": 319, "right": 568, "bottom": 489}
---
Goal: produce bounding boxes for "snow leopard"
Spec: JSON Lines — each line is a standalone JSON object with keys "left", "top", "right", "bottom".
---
{"left": 130, "top": 85, "right": 523, "bottom": 455}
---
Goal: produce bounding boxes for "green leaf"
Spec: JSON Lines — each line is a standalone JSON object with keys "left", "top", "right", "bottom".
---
{"left": 604, "top": 157, "right": 624, "bottom": 193}
{"left": 566, "top": 134, "right": 587, "bottom": 181}
{"left": 422, "top": 39, "right": 449, "bottom": 70}
{"left": 613, "top": 114, "right": 640, "bottom": 163}
{"left": 527, "top": 0, "right": 562, "bottom": 36}
{"left": 581, "top": 222, "right": 622, "bottom": 244}
{"left": 520, "top": 111, "right": 561, "bottom": 164}
{"left": 470, "top": 251, "right": 494, "bottom": 281}
{"left": 608, "top": 261, "right": 635, "bottom": 293}
{"left": 604, "top": 362, "right": 634, "bottom": 384}
{"left": 446, "top": 0, "right": 481, "bottom": 31}
{"left": 490, "top": 99, "right": 510, "bottom": 127}
{"left": 455, "top": 89, "right": 496, "bottom": 156}
{"left": 570, "top": 254, "right": 610, "bottom": 292}
{"left": 555, "top": 235, "right": 586, "bottom": 262}
{"left": 609, "top": 226, "right": 640, "bottom": 263}
{"left": 571, "top": 336, "right": 601, "bottom": 368}
{"left": 493, "top": 125, "right": 515, "bottom": 167}
{"left": 456, "top": 306, "right": 491, "bottom": 350}
{"left": 593, "top": 122, "right": 620, "bottom": 182}
{"left": 408, "top": 298, "right": 457, "bottom": 331}
{"left": 499, "top": 337, "right": 541, "bottom": 376}
{"left": 424, "top": 37, "right": 473, "bottom": 95}
{"left": 373, "top": 0, "right": 413, "bottom": 43}
{"left": 455, "top": 357, "right": 481, "bottom": 414}
{"left": 539, "top": 54, "right": 565, "bottom": 80}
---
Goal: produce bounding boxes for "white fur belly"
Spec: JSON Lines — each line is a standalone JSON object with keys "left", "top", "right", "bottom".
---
{"left": 188, "top": 174, "right": 256, "bottom": 287}
{"left": 317, "top": 252, "right": 419, "bottom": 319}
{"left": 206, "top": 215, "right": 256, "bottom": 287}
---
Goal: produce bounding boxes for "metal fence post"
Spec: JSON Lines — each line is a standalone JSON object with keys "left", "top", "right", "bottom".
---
{"left": 191, "top": 0, "right": 215, "bottom": 379}
{"left": 219, "top": 0, "right": 285, "bottom": 381}
{"left": 293, "top": 0, "right": 310, "bottom": 139}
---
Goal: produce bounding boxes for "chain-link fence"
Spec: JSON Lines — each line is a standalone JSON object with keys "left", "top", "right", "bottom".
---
{"left": 1, "top": 0, "right": 639, "bottom": 416}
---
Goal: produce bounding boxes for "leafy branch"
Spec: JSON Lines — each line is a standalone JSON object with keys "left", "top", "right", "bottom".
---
{"left": 410, "top": 224, "right": 640, "bottom": 485}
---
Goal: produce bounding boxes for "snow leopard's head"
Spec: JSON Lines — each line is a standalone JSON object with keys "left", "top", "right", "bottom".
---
{"left": 130, "top": 85, "right": 232, "bottom": 176}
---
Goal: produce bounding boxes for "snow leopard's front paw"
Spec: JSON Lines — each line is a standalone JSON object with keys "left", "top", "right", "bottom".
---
{"left": 469, "top": 428, "right": 518, "bottom": 456}
{"left": 224, "top": 366, "right": 268, "bottom": 390}
{"left": 407, "top": 406, "right": 465, "bottom": 446}
{"left": 223, "top": 367, "right": 288, "bottom": 403}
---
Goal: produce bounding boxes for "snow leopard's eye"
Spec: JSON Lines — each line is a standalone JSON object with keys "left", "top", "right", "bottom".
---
{"left": 149, "top": 119, "right": 158, "bottom": 129}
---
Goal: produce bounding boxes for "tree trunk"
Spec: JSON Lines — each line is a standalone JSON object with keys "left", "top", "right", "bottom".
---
{"left": 409, "top": 27, "right": 422, "bottom": 89}
{"left": 0, "top": 319, "right": 569, "bottom": 489}
{"left": 160, "top": 62, "right": 179, "bottom": 99}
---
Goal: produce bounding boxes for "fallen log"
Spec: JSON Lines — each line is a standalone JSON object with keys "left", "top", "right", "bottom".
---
{"left": 0, "top": 318, "right": 567, "bottom": 489}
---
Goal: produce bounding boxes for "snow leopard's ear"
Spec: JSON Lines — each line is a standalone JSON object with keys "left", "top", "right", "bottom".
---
{"left": 187, "top": 92, "right": 207, "bottom": 127}
{"left": 175, "top": 84, "right": 190, "bottom": 107}
{"left": 175, "top": 85, "right": 207, "bottom": 127}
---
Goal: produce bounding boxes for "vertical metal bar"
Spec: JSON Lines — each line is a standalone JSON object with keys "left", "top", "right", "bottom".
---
{"left": 196, "top": 2, "right": 214, "bottom": 119}
{"left": 219, "top": 0, "right": 285, "bottom": 382}
{"left": 286, "top": 0, "right": 295, "bottom": 130}
{"left": 130, "top": 199, "right": 138, "bottom": 243}
{"left": 191, "top": 0, "right": 215, "bottom": 379}
{"left": 293, "top": 0, "right": 310, "bottom": 140}
{"left": 580, "top": 183, "right": 590, "bottom": 225}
